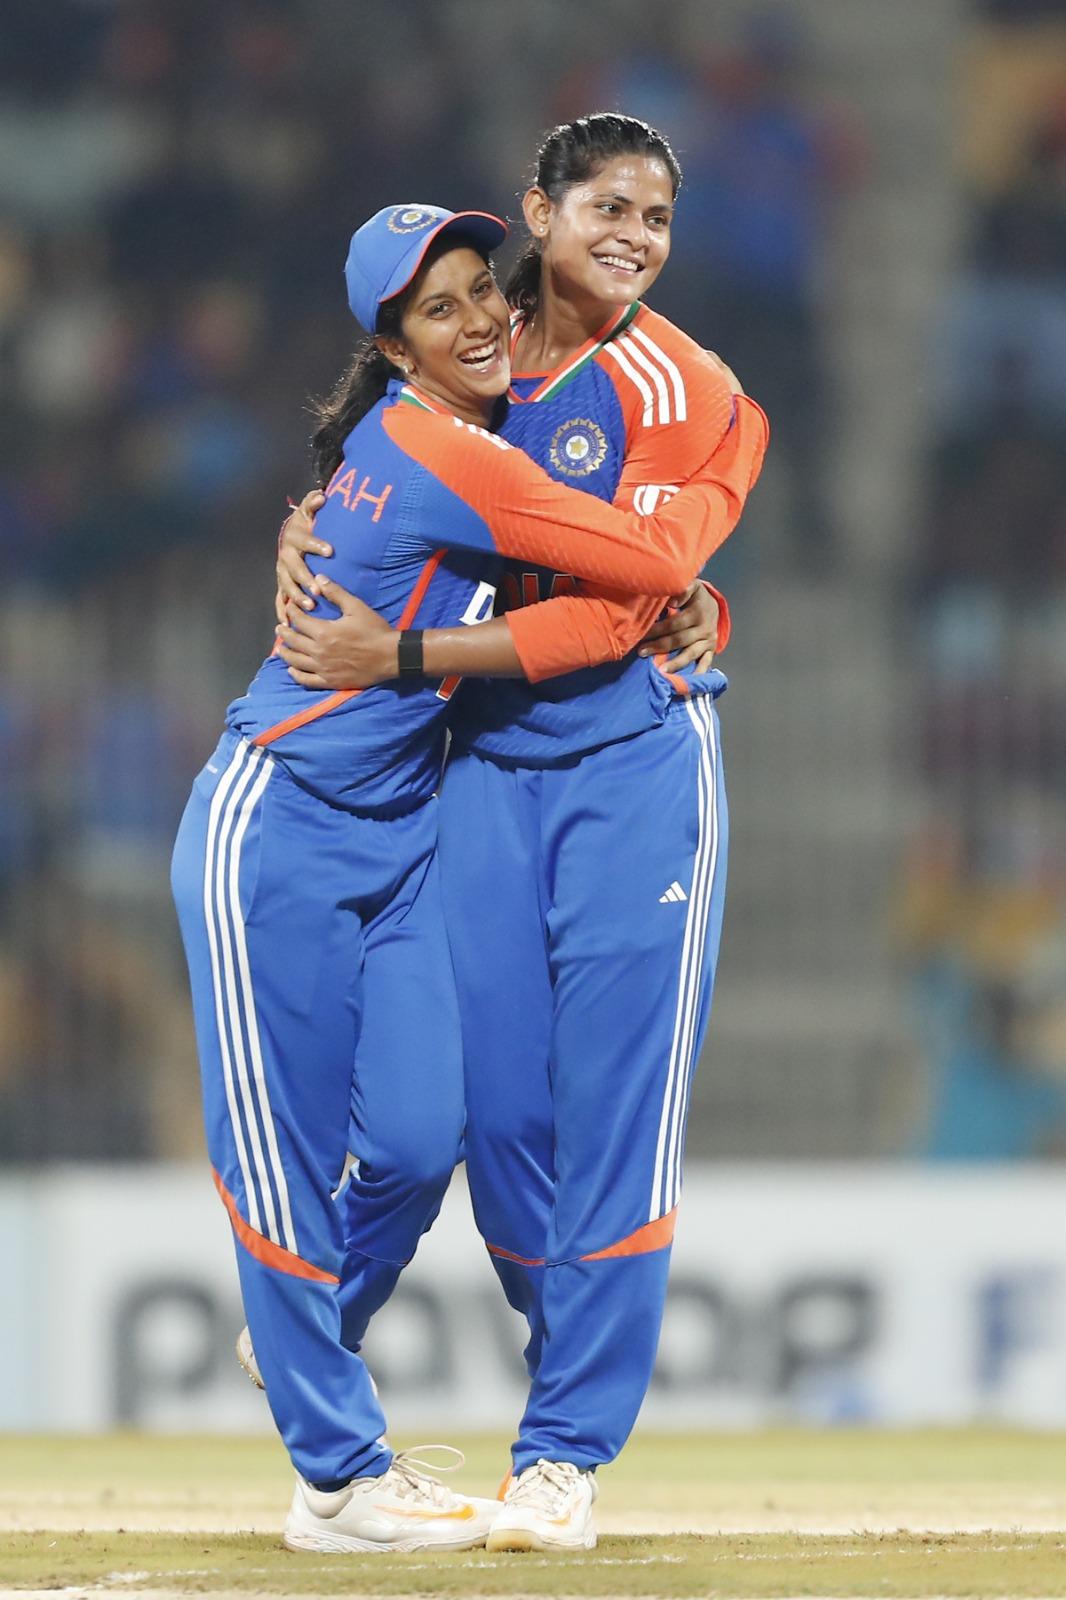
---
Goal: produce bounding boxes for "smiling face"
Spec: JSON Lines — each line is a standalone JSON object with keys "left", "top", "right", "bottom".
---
{"left": 527, "top": 153, "right": 675, "bottom": 321}
{"left": 378, "top": 244, "right": 511, "bottom": 424}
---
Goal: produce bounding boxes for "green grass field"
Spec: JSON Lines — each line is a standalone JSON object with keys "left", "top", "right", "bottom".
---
{"left": 4, "top": 1430, "right": 1066, "bottom": 1597}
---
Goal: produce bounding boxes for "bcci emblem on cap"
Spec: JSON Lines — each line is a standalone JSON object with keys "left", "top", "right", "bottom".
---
{"left": 387, "top": 206, "right": 438, "bottom": 235}
{"left": 549, "top": 418, "right": 608, "bottom": 479}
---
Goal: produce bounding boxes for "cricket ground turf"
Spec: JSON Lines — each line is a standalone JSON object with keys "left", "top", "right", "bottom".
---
{"left": 3, "top": 1430, "right": 1065, "bottom": 1597}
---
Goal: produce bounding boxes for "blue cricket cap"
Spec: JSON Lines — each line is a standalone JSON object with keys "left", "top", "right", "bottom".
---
{"left": 344, "top": 203, "right": 509, "bottom": 333}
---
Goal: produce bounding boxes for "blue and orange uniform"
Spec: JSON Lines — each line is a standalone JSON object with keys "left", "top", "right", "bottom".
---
{"left": 171, "top": 358, "right": 767, "bottom": 1487}
{"left": 435, "top": 300, "right": 770, "bottom": 1475}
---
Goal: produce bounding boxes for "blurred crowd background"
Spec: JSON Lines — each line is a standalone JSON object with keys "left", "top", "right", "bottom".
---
{"left": 3, "top": 0, "right": 1066, "bottom": 1165}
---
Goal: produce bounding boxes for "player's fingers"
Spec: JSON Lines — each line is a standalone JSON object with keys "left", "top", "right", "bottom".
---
{"left": 639, "top": 623, "right": 702, "bottom": 658}
{"left": 275, "top": 637, "right": 322, "bottom": 673}
{"left": 640, "top": 611, "right": 682, "bottom": 643}
{"left": 275, "top": 587, "right": 288, "bottom": 628}
{"left": 314, "top": 574, "right": 365, "bottom": 616}
{"left": 669, "top": 580, "right": 703, "bottom": 611}
{"left": 277, "top": 554, "right": 319, "bottom": 611}
{"left": 672, "top": 588, "right": 710, "bottom": 628}
{"left": 277, "top": 607, "right": 326, "bottom": 642}
{"left": 668, "top": 640, "right": 714, "bottom": 671}
{"left": 696, "top": 650, "right": 715, "bottom": 673}
{"left": 283, "top": 493, "right": 332, "bottom": 557}
{"left": 285, "top": 665, "right": 331, "bottom": 689}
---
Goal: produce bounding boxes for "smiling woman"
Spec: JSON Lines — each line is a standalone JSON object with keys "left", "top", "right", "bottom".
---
{"left": 511, "top": 134, "right": 678, "bottom": 361}
{"left": 375, "top": 249, "right": 509, "bottom": 419}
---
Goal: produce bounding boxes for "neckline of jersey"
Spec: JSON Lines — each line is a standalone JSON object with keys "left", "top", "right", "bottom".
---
{"left": 508, "top": 302, "right": 641, "bottom": 404}
{"left": 396, "top": 382, "right": 451, "bottom": 415}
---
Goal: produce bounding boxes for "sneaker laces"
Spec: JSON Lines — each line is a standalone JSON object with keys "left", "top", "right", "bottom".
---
{"left": 382, "top": 1444, "right": 466, "bottom": 1509}
{"left": 507, "top": 1458, "right": 583, "bottom": 1514}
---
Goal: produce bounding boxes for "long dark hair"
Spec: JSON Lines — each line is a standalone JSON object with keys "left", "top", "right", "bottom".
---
{"left": 310, "top": 232, "right": 494, "bottom": 486}
{"left": 506, "top": 113, "right": 683, "bottom": 318}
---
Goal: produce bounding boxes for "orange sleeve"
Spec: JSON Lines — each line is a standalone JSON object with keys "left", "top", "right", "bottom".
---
{"left": 505, "top": 588, "right": 664, "bottom": 683}
{"left": 383, "top": 396, "right": 768, "bottom": 596}
{"left": 607, "top": 317, "right": 752, "bottom": 651}
{"left": 508, "top": 576, "right": 731, "bottom": 683}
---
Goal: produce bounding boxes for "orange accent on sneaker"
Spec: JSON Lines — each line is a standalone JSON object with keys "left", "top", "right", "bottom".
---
{"left": 378, "top": 1500, "right": 476, "bottom": 1522}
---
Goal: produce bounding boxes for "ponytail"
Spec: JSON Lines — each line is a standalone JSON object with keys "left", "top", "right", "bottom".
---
{"left": 504, "top": 241, "right": 542, "bottom": 317}
{"left": 310, "top": 340, "right": 399, "bottom": 487}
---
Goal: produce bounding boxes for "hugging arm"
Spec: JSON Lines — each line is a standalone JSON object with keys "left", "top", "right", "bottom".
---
{"left": 379, "top": 394, "right": 768, "bottom": 595}
{"left": 276, "top": 576, "right": 722, "bottom": 689}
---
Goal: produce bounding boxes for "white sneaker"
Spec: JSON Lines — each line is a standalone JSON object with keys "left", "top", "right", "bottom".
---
{"left": 284, "top": 1449, "right": 498, "bottom": 1553}
{"left": 486, "top": 1458, "right": 598, "bottom": 1552}
{"left": 235, "top": 1326, "right": 264, "bottom": 1389}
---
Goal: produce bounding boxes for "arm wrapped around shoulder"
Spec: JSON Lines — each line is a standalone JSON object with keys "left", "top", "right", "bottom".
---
{"left": 383, "top": 396, "right": 768, "bottom": 597}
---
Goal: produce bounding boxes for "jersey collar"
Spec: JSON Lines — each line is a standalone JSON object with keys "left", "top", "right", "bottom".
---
{"left": 508, "top": 301, "right": 640, "bottom": 404}
{"left": 396, "top": 380, "right": 451, "bottom": 415}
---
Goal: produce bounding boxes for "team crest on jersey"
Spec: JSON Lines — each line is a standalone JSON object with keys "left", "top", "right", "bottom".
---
{"left": 387, "top": 206, "right": 437, "bottom": 234}
{"left": 549, "top": 417, "right": 608, "bottom": 478}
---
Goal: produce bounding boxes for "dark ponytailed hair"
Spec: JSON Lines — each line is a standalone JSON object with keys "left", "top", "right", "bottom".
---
{"left": 505, "top": 112, "right": 683, "bottom": 318}
{"left": 310, "top": 231, "right": 494, "bottom": 486}
{"left": 310, "top": 301, "right": 405, "bottom": 488}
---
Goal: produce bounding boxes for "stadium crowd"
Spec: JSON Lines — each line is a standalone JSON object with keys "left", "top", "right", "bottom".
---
{"left": 902, "top": 0, "right": 1066, "bottom": 1157}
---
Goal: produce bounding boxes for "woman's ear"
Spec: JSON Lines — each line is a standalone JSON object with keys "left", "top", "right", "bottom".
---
{"left": 376, "top": 336, "right": 411, "bottom": 377}
{"left": 522, "top": 186, "right": 551, "bottom": 241}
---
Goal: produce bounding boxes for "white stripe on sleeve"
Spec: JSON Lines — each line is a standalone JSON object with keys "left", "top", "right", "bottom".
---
{"left": 618, "top": 332, "right": 671, "bottom": 424}
{"left": 629, "top": 325, "right": 688, "bottom": 422}
{"left": 603, "top": 339, "right": 655, "bottom": 426}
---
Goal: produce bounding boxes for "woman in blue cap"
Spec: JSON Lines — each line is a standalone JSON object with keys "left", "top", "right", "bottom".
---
{"left": 172, "top": 195, "right": 766, "bottom": 1555}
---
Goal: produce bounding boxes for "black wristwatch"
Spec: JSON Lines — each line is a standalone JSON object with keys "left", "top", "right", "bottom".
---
{"left": 397, "top": 629, "right": 424, "bottom": 676}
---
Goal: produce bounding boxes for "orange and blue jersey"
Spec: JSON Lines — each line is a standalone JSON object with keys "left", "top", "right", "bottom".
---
{"left": 226, "top": 369, "right": 766, "bottom": 813}
{"left": 449, "top": 302, "right": 757, "bottom": 764}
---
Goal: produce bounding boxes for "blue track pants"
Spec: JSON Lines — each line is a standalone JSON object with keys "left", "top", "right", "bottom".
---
{"left": 439, "top": 697, "right": 728, "bottom": 1473}
{"left": 171, "top": 731, "right": 463, "bottom": 1485}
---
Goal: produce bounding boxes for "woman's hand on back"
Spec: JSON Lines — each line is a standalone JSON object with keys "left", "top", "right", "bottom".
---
{"left": 275, "top": 491, "right": 331, "bottom": 624}
{"left": 638, "top": 581, "right": 719, "bottom": 673}
{"left": 275, "top": 576, "right": 398, "bottom": 689}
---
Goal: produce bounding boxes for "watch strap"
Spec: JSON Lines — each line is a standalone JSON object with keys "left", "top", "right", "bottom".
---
{"left": 397, "top": 629, "right": 424, "bottom": 676}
